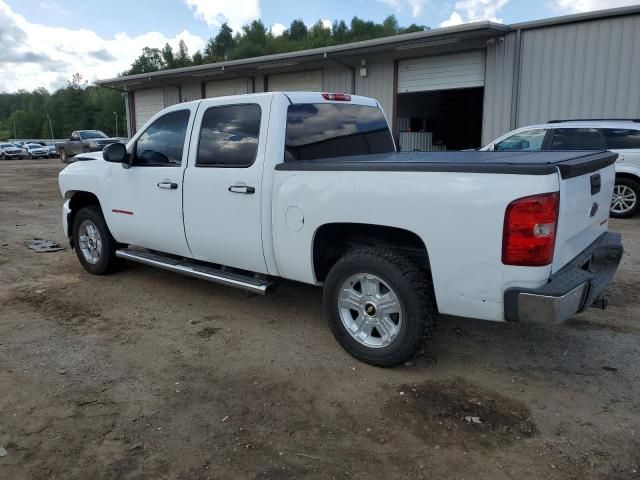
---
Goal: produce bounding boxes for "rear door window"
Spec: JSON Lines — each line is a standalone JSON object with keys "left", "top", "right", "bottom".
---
{"left": 284, "top": 103, "right": 395, "bottom": 162}
{"left": 494, "top": 129, "right": 547, "bottom": 151}
{"left": 548, "top": 128, "right": 605, "bottom": 150}
{"left": 603, "top": 128, "right": 640, "bottom": 150}
{"left": 196, "top": 104, "right": 261, "bottom": 167}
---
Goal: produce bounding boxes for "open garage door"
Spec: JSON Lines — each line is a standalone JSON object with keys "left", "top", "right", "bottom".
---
{"left": 205, "top": 78, "right": 249, "bottom": 97}
{"left": 396, "top": 51, "right": 486, "bottom": 151}
{"left": 398, "top": 51, "right": 486, "bottom": 93}
{"left": 267, "top": 70, "right": 322, "bottom": 92}
{"left": 134, "top": 88, "right": 164, "bottom": 132}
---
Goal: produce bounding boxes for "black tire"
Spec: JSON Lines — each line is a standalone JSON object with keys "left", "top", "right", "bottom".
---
{"left": 323, "top": 248, "right": 437, "bottom": 367}
{"left": 60, "top": 150, "right": 68, "bottom": 163}
{"left": 72, "top": 205, "right": 123, "bottom": 275}
{"left": 610, "top": 177, "right": 640, "bottom": 219}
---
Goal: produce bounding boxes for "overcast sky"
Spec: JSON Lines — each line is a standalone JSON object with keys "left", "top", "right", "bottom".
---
{"left": 1, "top": 0, "right": 638, "bottom": 93}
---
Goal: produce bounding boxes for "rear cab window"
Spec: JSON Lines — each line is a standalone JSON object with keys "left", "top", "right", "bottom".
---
{"left": 284, "top": 103, "right": 395, "bottom": 162}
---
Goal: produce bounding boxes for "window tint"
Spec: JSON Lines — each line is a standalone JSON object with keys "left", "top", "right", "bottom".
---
{"left": 196, "top": 104, "right": 261, "bottom": 167}
{"left": 495, "top": 129, "right": 547, "bottom": 151}
{"left": 285, "top": 103, "right": 395, "bottom": 162}
{"left": 603, "top": 128, "right": 640, "bottom": 150}
{"left": 134, "top": 110, "right": 190, "bottom": 166}
{"left": 549, "top": 128, "right": 605, "bottom": 150}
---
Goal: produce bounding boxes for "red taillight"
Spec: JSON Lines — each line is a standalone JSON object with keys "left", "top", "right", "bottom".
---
{"left": 321, "top": 92, "right": 351, "bottom": 101}
{"left": 502, "top": 192, "right": 559, "bottom": 267}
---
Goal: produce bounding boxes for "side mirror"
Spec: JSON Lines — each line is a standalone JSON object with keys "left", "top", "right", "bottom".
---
{"left": 103, "top": 142, "right": 128, "bottom": 163}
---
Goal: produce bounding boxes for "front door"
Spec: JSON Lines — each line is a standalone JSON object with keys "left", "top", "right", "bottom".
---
{"left": 107, "top": 106, "right": 195, "bottom": 257}
{"left": 182, "top": 97, "right": 271, "bottom": 274}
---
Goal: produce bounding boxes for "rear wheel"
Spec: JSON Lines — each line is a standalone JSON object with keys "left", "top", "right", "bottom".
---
{"left": 72, "top": 205, "right": 123, "bottom": 275}
{"left": 611, "top": 177, "right": 640, "bottom": 219}
{"left": 323, "top": 248, "right": 437, "bottom": 367}
{"left": 60, "top": 150, "right": 68, "bottom": 163}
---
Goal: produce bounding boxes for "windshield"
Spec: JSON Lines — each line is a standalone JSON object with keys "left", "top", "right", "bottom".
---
{"left": 79, "top": 130, "right": 108, "bottom": 139}
{"left": 27, "top": 143, "right": 43, "bottom": 148}
{"left": 1, "top": 144, "right": 13, "bottom": 148}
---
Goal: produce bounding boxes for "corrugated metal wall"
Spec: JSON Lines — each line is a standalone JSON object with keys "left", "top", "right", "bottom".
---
{"left": 517, "top": 14, "right": 640, "bottom": 126}
{"left": 482, "top": 34, "right": 517, "bottom": 144}
{"left": 181, "top": 80, "right": 202, "bottom": 102}
{"left": 324, "top": 63, "right": 353, "bottom": 93}
{"left": 356, "top": 57, "right": 395, "bottom": 121}
{"left": 163, "top": 86, "right": 180, "bottom": 107}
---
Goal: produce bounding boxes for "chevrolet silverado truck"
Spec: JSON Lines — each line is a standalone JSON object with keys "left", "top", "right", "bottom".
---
{"left": 56, "top": 130, "right": 125, "bottom": 163}
{"left": 58, "top": 92, "right": 623, "bottom": 367}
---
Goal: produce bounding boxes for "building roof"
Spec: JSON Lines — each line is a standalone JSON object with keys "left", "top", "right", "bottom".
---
{"left": 97, "top": 5, "right": 640, "bottom": 88}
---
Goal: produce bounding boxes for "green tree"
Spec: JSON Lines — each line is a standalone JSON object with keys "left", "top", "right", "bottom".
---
{"left": 174, "top": 40, "right": 192, "bottom": 68}
{"left": 192, "top": 50, "right": 204, "bottom": 65}
{"left": 161, "top": 43, "right": 175, "bottom": 69}
{"left": 289, "top": 19, "right": 308, "bottom": 42}
{"left": 124, "top": 47, "right": 164, "bottom": 75}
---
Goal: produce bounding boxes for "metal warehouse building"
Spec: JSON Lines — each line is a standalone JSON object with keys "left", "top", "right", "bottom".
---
{"left": 98, "top": 5, "right": 640, "bottom": 151}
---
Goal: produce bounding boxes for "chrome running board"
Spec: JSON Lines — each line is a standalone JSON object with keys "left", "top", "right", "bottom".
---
{"left": 115, "top": 248, "right": 273, "bottom": 295}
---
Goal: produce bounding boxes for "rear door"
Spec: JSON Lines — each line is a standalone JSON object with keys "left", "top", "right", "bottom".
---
{"left": 546, "top": 128, "right": 614, "bottom": 271}
{"left": 182, "top": 96, "right": 272, "bottom": 274}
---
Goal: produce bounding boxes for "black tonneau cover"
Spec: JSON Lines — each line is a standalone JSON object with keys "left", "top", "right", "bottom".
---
{"left": 275, "top": 150, "right": 618, "bottom": 179}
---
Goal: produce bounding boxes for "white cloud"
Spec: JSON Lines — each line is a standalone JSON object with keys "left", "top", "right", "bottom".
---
{"left": 0, "top": 0, "right": 205, "bottom": 92}
{"left": 321, "top": 19, "right": 332, "bottom": 29}
{"left": 551, "top": 0, "right": 640, "bottom": 14}
{"left": 381, "top": 0, "right": 428, "bottom": 18}
{"left": 184, "top": 0, "right": 261, "bottom": 31}
{"left": 440, "top": 0, "right": 510, "bottom": 27}
{"left": 270, "top": 22, "right": 286, "bottom": 36}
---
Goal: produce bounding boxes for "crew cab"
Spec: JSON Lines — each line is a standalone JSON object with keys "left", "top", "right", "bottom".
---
{"left": 58, "top": 92, "right": 623, "bottom": 367}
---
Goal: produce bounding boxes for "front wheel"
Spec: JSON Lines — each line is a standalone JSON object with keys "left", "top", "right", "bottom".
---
{"left": 72, "top": 205, "right": 123, "bottom": 275}
{"left": 323, "top": 248, "right": 437, "bottom": 367}
{"left": 611, "top": 178, "right": 640, "bottom": 219}
{"left": 60, "top": 150, "right": 68, "bottom": 163}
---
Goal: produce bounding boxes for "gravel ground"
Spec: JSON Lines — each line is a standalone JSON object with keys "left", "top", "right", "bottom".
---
{"left": 0, "top": 159, "right": 638, "bottom": 480}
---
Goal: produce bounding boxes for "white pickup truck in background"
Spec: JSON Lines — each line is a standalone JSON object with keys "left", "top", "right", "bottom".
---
{"left": 58, "top": 92, "right": 623, "bottom": 367}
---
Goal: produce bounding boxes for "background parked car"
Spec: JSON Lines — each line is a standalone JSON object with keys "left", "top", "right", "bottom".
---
{"left": 56, "top": 130, "right": 125, "bottom": 163}
{"left": 23, "top": 143, "right": 50, "bottom": 159}
{"left": 1, "top": 142, "right": 24, "bottom": 159}
{"left": 481, "top": 120, "right": 640, "bottom": 218}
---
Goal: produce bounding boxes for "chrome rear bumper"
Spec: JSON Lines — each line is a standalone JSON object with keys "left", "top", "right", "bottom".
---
{"left": 504, "top": 232, "right": 623, "bottom": 325}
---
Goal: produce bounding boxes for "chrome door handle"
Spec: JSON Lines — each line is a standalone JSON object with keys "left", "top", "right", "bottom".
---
{"left": 157, "top": 181, "right": 178, "bottom": 189}
{"left": 228, "top": 185, "right": 255, "bottom": 194}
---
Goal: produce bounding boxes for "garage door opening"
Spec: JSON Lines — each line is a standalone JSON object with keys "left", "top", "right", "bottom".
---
{"left": 396, "top": 87, "right": 484, "bottom": 151}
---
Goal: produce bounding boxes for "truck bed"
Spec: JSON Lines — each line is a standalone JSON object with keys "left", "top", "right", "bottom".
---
{"left": 276, "top": 150, "right": 618, "bottom": 178}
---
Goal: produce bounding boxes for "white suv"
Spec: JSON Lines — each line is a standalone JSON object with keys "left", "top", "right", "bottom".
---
{"left": 481, "top": 120, "right": 640, "bottom": 218}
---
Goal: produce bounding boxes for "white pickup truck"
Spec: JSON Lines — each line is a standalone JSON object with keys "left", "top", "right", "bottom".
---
{"left": 59, "top": 92, "right": 623, "bottom": 367}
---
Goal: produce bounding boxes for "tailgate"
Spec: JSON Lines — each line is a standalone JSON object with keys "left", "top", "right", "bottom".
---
{"left": 552, "top": 152, "right": 617, "bottom": 272}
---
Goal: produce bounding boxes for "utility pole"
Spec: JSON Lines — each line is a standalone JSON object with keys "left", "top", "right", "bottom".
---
{"left": 113, "top": 111, "right": 119, "bottom": 137}
{"left": 13, "top": 121, "right": 17, "bottom": 140}
{"left": 46, "top": 115, "right": 54, "bottom": 139}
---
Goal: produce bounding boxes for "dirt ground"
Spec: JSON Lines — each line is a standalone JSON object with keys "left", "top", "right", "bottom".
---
{"left": 0, "top": 159, "right": 638, "bottom": 480}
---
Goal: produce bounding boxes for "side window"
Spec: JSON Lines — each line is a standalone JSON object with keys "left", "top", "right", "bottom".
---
{"left": 196, "top": 104, "right": 261, "bottom": 167}
{"left": 70, "top": 133, "right": 80, "bottom": 141}
{"left": 495, "top": 129, "right": 547, "bottom": 151}
{"left": 134, "top": 110, "right": 190, "bottom": 166}
{"left": 603, "top": 129, "right": 640, "bottom": 150}
{"left": 549, "top": 128, "right": 605, "bottom": 150}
